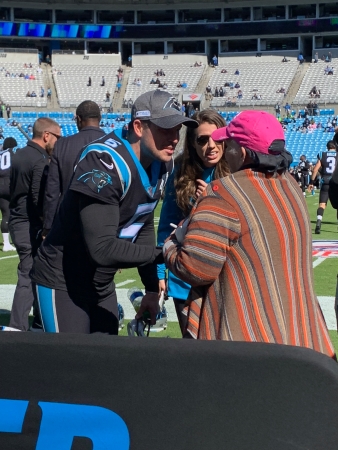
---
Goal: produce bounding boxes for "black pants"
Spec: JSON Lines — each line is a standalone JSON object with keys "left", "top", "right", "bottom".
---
{"left": 0, "top": 198, "right": 9, "bottom": 233}
{"left": 36, "top": 285, "right": 119, "bottom": 334}
{"left": 8, "top": 219, "right": 41, "bottom": 331}
{"left": 173, "top": 298, "right": 188, "bottom": 336}
{"left": 0, "top": 178, "right": 10, "bottom": 233}
{"left": 319, "top": 183, "right": 329, "bottom": 204}
{"left": 300, "top": 173, "right": 309, "bottom": 192}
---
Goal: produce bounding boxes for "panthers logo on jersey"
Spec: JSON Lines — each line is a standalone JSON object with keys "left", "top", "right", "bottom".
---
{"left": 78, "top": 169, "right": 112, "bottom": 193}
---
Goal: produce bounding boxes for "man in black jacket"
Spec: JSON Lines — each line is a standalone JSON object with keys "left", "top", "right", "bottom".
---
{"left": 297, "top": 154, "right": 311, "bottom": 196}
{"left": 43, "top": 101, "right": 104, "bottom": 236}
{"left": 8, "top": 117, "right": 60, "bottom": 331}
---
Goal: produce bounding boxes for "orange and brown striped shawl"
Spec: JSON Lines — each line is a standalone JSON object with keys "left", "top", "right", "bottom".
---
{"left": 164, "top": 168, "right": 335, "bottom": 358}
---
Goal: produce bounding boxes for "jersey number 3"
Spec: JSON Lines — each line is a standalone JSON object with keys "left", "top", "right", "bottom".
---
{"left": 327, "top": 156, "right": 336, "bottom": 174}
{"left": 0, "top": 151, "right": 10, "bottom": 171}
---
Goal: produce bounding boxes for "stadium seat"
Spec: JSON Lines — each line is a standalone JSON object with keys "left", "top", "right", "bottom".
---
{"left": 208, "top": 59, "right": 298, "bottom": 106}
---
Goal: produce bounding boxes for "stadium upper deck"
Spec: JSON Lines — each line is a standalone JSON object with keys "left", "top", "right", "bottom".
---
{"left": 0, "top": 1, "right": 338, "bottom": 63}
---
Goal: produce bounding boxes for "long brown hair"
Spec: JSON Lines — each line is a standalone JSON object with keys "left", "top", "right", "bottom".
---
{"left": 175, "top": 109, "right": 229, "bottom": 215}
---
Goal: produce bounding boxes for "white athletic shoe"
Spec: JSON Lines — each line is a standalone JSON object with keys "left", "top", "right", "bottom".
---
{"left": 2, "top": 244, "right": 16, "bottom": 252}
{"left": 0, "top": 326, "right": 21, "bottom": 331}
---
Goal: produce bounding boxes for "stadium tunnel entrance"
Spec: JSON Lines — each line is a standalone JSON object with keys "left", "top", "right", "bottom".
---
{"left": 300, "top": 36, "right": 313, "bottom": 61}
{"left": 207, "top": 40, "right": 219, "bottom": 65}
{"left": 121, "top": 42, "right": 132, "bottom": 65}
{"left": 182, "top": 93, "right": 203, "bottom": 113}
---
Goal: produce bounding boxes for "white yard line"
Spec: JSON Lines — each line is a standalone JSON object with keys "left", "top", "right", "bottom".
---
{"left": 0, "top": 286, "right": 178, "bottom": 322}
{"left": 0, "top": 285, "right": 335, "bottom": 327}
{"left": 115, "top": 280, "right": 135, "bottom": 288}
{"left": 0, "top": 255, "right": 18, "bottom": 261}
{"left": 313, "top": 257, "right": 326, "bottom": 268}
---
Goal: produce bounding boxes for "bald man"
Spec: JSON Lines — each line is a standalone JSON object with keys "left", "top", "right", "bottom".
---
{"left": 8, "top": 118, "right": 61, "bottom": 331}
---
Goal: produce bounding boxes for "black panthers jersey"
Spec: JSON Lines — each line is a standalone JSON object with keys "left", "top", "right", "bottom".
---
{"left": 318, "top": 150, "right": 337, "bottom": 182}
{"left": 70, "top": 131, "right": 171, "bottom": 240}
{"left": 31, "top": 129, "right": 173, "bottom": 299}
{"left": 298, "top": 160, "right": 310, "bottom": 175}
{"left": 0, "top": 147, "right": 19, "bottom": 200}
{"left": 0, "top": 146, "right": 19, "bottom": 179}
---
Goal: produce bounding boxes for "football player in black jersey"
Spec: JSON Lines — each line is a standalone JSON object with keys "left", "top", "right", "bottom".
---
{"left": 0, "top": 137, "right": 17, "bottom": 251}
{"left": 309, "top": 140, "right": 337, "bottom": 234}
{"left": 297, "top": 155, "right": 311, "bottom": 196}
{"left": 31, "top": 90, "right": 198, "bottom": 334}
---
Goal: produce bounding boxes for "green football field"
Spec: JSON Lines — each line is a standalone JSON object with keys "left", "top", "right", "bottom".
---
{"left": 1, "top": 192, "right": 338, "bottom": 348}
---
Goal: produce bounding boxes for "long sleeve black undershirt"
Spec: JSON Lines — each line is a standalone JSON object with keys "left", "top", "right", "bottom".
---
{"left": 78, "top": 194, "right": 162, "bottom": 291}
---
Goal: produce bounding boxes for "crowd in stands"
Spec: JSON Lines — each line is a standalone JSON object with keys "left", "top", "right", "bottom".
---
{"left": 314, "top": 52, "right": 333, "bottom": 64}
{"left": 0, "top": 102, "right": 10, "bottom": 118}
{"left": 124, "top": 63, "right": 204, "bottom": 102}
{"left": 154, "top": 68, "right": 166, "bottom": 77}
{"left": 150, "top": 77, "right": 168, "bottom": 88}
{"left": 122, "top": 98, "right": 134, "bottom": 108}
{"left": 295, "top": 54, "right": 337, "bottom": 103}
{"left": 209, "top": 59, "right": 298, "bottom": 107}
{"left": 309, "top": 86, "right": 321, "bottom": 98}
{"left": 324, "top": 65, "right": 334, "bottom": 75}
{"left": 286, "top": 116, "right": 338, "bottom": 134}
{"left": 53, "top": 64, "right": 121, "bottom": 107}
{"left": 0, "top": 62, "right": 46, "bottom": 107}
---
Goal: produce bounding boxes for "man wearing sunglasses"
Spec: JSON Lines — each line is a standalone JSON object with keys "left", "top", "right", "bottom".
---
{"left": 8, "top": 118, "right": 61, "bottom": 332}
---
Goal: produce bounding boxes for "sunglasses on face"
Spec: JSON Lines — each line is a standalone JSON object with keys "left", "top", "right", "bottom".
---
{"left": 44, "top": 130, "right": 61, "bottom": 140}
{"left": 196, "top": 135, "right": 224, "bottom": 146}
{"left": 196, "top": 135, "right": 211, "bottom": 146}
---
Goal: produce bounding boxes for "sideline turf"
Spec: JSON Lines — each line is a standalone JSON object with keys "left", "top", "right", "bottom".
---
{"left": 1, "top": 197, "right": 338, "bottom": 346}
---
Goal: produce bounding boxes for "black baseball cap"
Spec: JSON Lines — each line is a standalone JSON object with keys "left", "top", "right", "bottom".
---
{"left": 131, "top": 90, "right": 198, "bottom": 129}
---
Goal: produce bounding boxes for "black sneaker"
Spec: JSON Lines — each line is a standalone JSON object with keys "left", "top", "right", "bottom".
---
{"left": 315, "top": 219, "right": 321, "bottom": 234}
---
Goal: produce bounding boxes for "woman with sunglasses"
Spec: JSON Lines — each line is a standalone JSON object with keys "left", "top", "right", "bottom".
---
{"left": 157, "top": 109, "right": 229, "bottom": 334}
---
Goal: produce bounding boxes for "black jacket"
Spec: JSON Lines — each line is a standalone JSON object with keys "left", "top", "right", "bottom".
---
{"left": 43, "top": 126, "right": 105, "bottom": 229}
{"left": 9, "top": 140, "right": 49, "bottom": 227}
{"left": 329, "top": 164, "right": 338, "bottom": 209}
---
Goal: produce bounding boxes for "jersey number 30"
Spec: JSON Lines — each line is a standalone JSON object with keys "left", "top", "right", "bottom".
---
{"left": 0, "top": 151, "right": 10, "bottom": 170}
